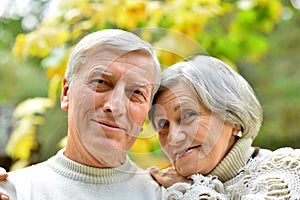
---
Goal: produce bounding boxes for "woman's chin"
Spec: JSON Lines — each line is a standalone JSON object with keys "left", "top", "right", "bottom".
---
{"left": 175, "top": 161, "right": 196, "bottom": 178}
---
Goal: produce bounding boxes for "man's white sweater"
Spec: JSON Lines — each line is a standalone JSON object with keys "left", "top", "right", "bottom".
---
{"left": 0, "top": 149, "right": 164, "bottom": 200}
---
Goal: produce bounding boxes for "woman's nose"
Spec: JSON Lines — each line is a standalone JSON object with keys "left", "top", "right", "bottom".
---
{"left": 167, "top": 124, "right": 186, "bottom": 146}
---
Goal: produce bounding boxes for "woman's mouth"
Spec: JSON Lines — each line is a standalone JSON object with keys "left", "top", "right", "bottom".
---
{"left": 175, "top": 145, "right": 202, "bottom": 160}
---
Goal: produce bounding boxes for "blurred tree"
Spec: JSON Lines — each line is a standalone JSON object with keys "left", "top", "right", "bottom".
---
{"left": 239, "top": 1, "right": 300, "bottom": 150}
{"left": 0, "top": 0, "right": 60, "bottom": 169}
{"left": 0, "top": 0, "right": 52, "bottom": 105}
{"left": 3, "top": 0, "right": 287, "bottom": 170}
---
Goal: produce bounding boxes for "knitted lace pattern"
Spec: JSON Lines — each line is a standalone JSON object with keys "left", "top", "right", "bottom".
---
{"left": 166, "top": 174, "right": 229, "bottom": 200}
{"left": 225, "top": 148, "right": 300, "bottom": 200}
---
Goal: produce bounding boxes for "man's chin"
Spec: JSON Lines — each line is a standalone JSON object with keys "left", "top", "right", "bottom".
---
{"left": 91, "top": 148, "right": 127, "bottom": 167}
{"left": 101, "top": 155, "right": 127, "bottom": 168}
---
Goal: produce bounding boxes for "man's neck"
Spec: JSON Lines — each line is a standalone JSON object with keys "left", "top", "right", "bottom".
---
{"left": 64, "top": 132, "right": 110, "bottom": 168}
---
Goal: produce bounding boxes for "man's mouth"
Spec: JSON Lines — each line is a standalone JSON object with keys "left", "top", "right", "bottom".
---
{"left": 92, "top": 119, "right": 126, "bottom": 132}
{"left": 174, "top": 145, "right": 202, "bottom": 160}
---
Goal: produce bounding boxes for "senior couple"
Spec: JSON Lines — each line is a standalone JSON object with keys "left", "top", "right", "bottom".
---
{"left": 0, "top": 29, "right": 299, "bottom": 199}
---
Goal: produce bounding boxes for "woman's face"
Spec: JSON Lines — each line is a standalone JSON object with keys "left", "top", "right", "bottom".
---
{"left": 152, "top": 81, "right": 237, "bottom": 177}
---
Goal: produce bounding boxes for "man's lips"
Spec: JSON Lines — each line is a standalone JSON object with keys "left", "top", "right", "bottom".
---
{"left": 92, "top": 119, "right": 126, "bottom": 131}
{"left": 174, "top": 145, "right": 202, "bottom": 160}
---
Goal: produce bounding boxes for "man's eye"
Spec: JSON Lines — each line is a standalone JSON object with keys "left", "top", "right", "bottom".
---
{"left": 133, "top": 90, "right": 143, "bottom": 95}
{"left": 94, "top": 79, "right": 105, "bottom": 84}
{"left": 90, "top": 79, "right": 109, "bottom": 92}
{"left": 128, "top": 89, "right": 147, "bottom": 103}
{"left": 90, "top": 79, "right": 105, "bottom": 84}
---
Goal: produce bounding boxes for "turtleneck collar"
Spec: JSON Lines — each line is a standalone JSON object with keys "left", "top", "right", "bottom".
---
{"left": 210, "top": 137, "right": 254, "bottom": 182}
{"left": 46, "top": 148, "right": 144, "bottom": 184}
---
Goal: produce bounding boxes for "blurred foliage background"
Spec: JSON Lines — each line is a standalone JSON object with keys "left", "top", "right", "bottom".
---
{"left": 0, "top": 0, "right": 299, "bottom": 171}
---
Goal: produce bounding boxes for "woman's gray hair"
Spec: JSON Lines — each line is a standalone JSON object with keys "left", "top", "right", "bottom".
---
{"left": 65, "top": 29, "right": 161, "bottom": 97}
{"left": 151, "top": 55, "right": 262, "bottom": 140}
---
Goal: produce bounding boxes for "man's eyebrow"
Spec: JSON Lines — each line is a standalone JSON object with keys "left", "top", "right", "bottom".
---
{"left": 92, "top": 69, "right": 113, "bottom": 77}
{"left": 132, "top": 81, "right": 148, "bottom": 87}
{"left": 101, "top": 71, "right": 113, "bottom": 77}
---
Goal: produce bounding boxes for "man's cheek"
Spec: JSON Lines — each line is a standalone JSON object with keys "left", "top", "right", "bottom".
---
{"left": 130, "top": 105, "right": 148, "bottom": 123}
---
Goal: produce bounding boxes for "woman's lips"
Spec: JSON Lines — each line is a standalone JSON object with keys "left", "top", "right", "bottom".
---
{"left": 175, "top": 145, "right": 202, "bottom": 160}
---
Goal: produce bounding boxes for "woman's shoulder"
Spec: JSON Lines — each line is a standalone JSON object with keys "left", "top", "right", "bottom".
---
{"left": 254, "top": 147, "right": 300, "bottom": 170}
{"left": 166, "top": 174, "right": 229, "bottom": 200}
{"left": 263, "top": 146, "right": 299, "bottom": 155}
{"left": 226, "top": 147, "right": 300, "bottom": 199}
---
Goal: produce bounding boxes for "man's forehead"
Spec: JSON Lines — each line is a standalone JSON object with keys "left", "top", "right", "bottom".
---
{"left": 88, "top": 67, "right": 153, "bottom": 85}
{"left": 87, "top": 47, "right": 152, "bottom": 61}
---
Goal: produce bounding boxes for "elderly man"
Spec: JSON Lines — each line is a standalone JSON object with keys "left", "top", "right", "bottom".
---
{"left": 0, "top": 29, "right": 163, "bottom": 200}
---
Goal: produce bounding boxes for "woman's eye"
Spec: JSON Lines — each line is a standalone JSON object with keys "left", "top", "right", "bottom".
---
{"left": 157, "top": 119, "right": 169, "bottom": 129}
{"left": 183, "top": 111, "right": 198, "bottom": 119}
{"left": 156, "top": 119, "right": 169, "bottom": 136}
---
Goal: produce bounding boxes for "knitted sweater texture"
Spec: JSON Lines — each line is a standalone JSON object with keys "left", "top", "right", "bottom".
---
{"left": 0, "top": 149, "right": 164, "bottom": 200}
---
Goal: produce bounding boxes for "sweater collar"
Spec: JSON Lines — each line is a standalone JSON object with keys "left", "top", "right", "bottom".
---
{"left": 47, "top": 148, "right": 144, "bottom": 184}
{"left": 210, "top": 137, "right": 253, "bottom": 182}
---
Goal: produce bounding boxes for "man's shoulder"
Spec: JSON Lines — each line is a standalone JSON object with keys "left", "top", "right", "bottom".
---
{"left": 7, "top": 160, "right": 51, "bottom": 181}
{"left": 0, "top": 164, "right": 47, "bottom": 200}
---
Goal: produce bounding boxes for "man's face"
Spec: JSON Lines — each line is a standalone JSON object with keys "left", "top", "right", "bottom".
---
{"left": 62, "top": 48, "right": 156, "bottom": 167}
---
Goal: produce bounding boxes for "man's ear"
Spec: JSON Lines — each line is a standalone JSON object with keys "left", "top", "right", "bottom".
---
{"left": 61, "top": 78, "right": 69, "bottom": 110}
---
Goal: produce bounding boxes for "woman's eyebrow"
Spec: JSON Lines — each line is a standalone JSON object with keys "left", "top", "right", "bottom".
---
{"left": 174, "top": 102, "right": 189, "bottom": 112}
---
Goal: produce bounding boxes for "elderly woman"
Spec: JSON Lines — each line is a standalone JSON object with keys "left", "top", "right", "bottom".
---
{"left": 149, "top": 55, "right": 300, "bottom": 199}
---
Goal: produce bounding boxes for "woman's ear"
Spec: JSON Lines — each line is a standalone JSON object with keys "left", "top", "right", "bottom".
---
{"left": 232, "top": 125, "right": 243, "bottom": 138}
{"left": 61, "top": 78, "right": 69, "bottom": 110}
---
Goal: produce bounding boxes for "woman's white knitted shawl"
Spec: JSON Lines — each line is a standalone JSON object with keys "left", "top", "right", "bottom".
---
{"left": 166, "top": 174, "right": 229, "bottom": 200}
{"left": 165, "top": 148, "right": 300, "bottom": 200}
{"left": 226, "top": 147, "right": 300, "bottom": 199}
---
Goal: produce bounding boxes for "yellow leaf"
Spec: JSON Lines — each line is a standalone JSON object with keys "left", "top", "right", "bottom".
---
{"left": 130, "top": 138, "right": 151, "bottom": 153}
{"left": 55, "top": 29, "right": 71, "bottom": 46}
{"left": 129, "top": 152, "right": 170, "bottom": 169}
{"left": 48, "top": 75, "right": 63, "bottom": 104}
{"left": 58, "top": 136, "right": 68, "bottom": 148}
{"left": 6, "top": 118, "right": 38, "bottom": 160}
{"left": 64, "top": 8, "right": 83, "bottom": 24}
{"left": 116, "top": 0, "right": 148, "bottom": 29}
{"left": 147, "top": 1, "right": 163, "bottom": 26}
{"left": 9, "top": 159, "right": 30, "bottom": 171}
{"left": 6, "top": 98, "right": 54, "bottom": 161}
{"left": 153, "top": 30, "right": 206, "bottom": 65}
{"left": 12, "top": 34, "right": 27, "bottom": 60}
{"left": 13, "top": 98, "right": 54, "bottom": 119}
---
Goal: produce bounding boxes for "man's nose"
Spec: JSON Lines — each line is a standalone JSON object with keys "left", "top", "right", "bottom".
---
{"left": 103, "top": 88, "right": 127, "bottom": 116}
{"left": 167, "top": 124, "right": 186, "bottom": 146}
